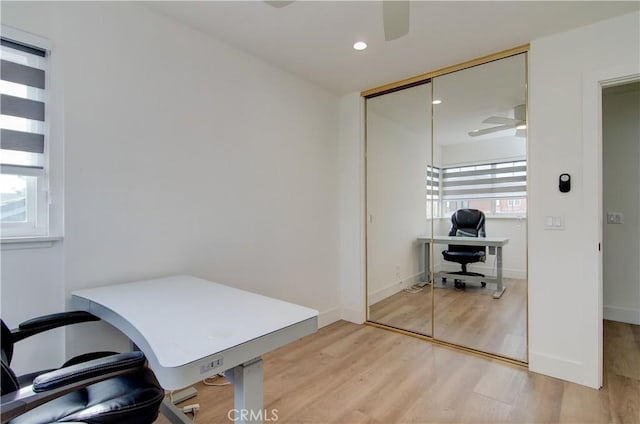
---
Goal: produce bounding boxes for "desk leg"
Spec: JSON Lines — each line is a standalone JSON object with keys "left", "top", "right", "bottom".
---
{"left": 160, "top": 397, "right": 195, "bottom": 424}
{"left": 417, "top": 242, "right": 431, "bottom": 287}
{"left": 493, "top": 246, "right": 506, "bottom": 299}
{"left": 227, "top": 357, "right": 264, "bottom": 424}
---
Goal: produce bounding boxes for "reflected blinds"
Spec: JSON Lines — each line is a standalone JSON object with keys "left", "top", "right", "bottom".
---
{"left": 441, "top": 161, "right": 527, "bottom": 200}
{"left": 1, "top": 37, "right": 47, "bottom": 176}
{"left": 426, "top": 165, "right": 439, "bottom": 200}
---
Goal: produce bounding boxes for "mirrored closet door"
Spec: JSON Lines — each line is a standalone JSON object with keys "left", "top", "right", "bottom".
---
{"left": 366, "top": 50, "right": 528, "bottom": 363}
{"left": 431, "top": 54, "right": 527, "bottom": 361}
{"left": 366, "top": 82, "right": 433, "bottom": 336}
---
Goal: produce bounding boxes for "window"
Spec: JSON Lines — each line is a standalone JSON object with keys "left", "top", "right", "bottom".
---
{"left": 437, "top": 161, "right": 527, "bottom": 217}
{"left": 1, "top": 27, "right": 50, "bottom": 237}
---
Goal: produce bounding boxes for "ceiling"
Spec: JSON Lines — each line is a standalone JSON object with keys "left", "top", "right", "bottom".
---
{"left": 145, "top": 1, "right": 639, "bottom": 95}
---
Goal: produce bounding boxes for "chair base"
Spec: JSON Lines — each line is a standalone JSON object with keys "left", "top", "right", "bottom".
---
{"left": 441, "top": 271, "right": 487, "bottom": 290}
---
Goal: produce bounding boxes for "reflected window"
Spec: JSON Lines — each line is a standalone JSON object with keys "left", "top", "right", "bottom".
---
{"left": 437, "top": 160, "right": 527, "bottom": 217}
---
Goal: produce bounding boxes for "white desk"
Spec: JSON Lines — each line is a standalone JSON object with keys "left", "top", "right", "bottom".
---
{"left": 416, "top": 235, "right": 509, "bottom": 299}
{"left": 72, "top": 275, "right": 318, "bottom": 424}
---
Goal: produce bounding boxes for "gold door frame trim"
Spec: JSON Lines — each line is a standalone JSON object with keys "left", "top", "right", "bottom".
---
{"left": 363, "top": 44, "right": 530, "bottom": 365}
{"left": 361, "top": 44, "right": 529, "bottom": 98}
{"left": 524, "top": 51, "right": 530, "bottom": 364}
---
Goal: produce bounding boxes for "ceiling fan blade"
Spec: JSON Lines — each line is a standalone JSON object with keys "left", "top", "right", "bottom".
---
{"left": 265, "top": 1, "right": 294, "bottom": 8}
{"left": 468, "top": 125, "right": 511, "bottom": 137}
{"left": 482, "top": 116, "right": 519, "bottom": 125}
{"left": 383, "top": 1, "right": 410, "bottom": 41}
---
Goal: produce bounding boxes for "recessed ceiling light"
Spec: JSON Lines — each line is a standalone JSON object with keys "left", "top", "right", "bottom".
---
{"left": 432, "top": 99, "right": 442, "bottom": 105}
{"left": 353, "top": 41, "right": 367, "bottom": 51}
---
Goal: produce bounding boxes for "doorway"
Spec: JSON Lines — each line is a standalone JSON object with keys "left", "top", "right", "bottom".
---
{"left": 602, "top": 81, "right": 640, "bottom": 326}
{"left": 601, "top": 81, "right": 640, "bottom": 398}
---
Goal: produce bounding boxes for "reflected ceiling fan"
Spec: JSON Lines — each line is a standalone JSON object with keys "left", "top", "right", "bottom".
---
{"left": 468, "top": 104, "right": 527, "bottom": 137}
{"left": 265, "top": 1, "right": 410, "bottom": 41}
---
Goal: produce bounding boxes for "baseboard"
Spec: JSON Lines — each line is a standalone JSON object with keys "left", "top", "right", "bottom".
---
{"left": 603, "top": 305, "right": 640, "bottom": 325}
{"left": 529, "top": 351, "right": 597, "bottom": 388}
{"left": 317, "top": 307, "right": 341, "bottom": 328}
{"left": 368, "top": 272, "right": 425, "bottom": 304}
{"left": 340, "top": 307, "right": 365, "bottom": 324}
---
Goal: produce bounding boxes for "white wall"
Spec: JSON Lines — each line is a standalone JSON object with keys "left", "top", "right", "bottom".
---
{"left": 1, "top": 1, "right": 341, "bottom": 371}
{"left": 440, "top": 136, "right": 526, "bottom": 167}
{"left": 528, "top": 11, "right": 640, "bottom": 387}
{"left": 0, "top": 244, "right": 65, "bottom": 373}
{"left": 338, "top": 93, "right": 365, "bottom": 324}
{"left": 602, "top": 82, "right": 640, "bottom": 325}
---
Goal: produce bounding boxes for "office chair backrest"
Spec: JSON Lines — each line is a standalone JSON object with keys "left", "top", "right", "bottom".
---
{"left": 448, "top": 209, "right": 486, "bottom": 237}
{"left": 448, "top": 209, "right": 486, "bottom": 253}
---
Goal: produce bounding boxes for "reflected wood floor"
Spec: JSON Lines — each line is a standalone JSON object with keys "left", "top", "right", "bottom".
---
{"left": 156, "top": 320, "right": 639, "bottom": 423}
{"left": 369, "top": 278, "right": 527, "bottom": 360}
{"left": 369, "top": 283, "right": 432, "bottom": 335}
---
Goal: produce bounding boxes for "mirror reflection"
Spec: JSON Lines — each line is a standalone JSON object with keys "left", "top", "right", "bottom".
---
{"left": 365, "top": 52, "right": 528, "bottom": 362}
{"left": 431, "top": 54, "right": 527, "bottom": 361}
{"left": 366, "top": 83, "right": 433, "bottom": 336}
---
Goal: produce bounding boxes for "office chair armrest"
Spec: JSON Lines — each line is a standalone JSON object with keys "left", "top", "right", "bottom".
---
{"left": 0, "top": 352, "right": 147, "bottom": 424}
{"left": 33, "top": 351, "right": 146, "bottom": 392}
{"left": 12, "top": 311, "right": 100, "bottom": 343}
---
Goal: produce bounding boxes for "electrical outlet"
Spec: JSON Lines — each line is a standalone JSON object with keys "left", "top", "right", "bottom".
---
{"left": 606, "top": 212, "right": 623, "bottom": 224}
{"left": 544, "top": 215, "right": 564, "bottom": 230}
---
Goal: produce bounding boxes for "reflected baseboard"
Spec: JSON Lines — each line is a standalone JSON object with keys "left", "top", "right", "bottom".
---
{"left": 368, "top": 272, "right": 426, "bottom": 305}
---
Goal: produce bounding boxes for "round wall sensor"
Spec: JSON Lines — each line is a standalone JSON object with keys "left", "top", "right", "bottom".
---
{"left": 559, "top": 173, "right": 571, "bottom": 193}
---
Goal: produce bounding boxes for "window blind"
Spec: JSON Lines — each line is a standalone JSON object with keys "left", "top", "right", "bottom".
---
{"left": 441, "top": 161, "right": 526, "bottom": 200}
{"left": 426, "top": 165, "right": 440, "bottom": 200}
{"left": 1, "top": 36, "right": 47, "bottom": 176}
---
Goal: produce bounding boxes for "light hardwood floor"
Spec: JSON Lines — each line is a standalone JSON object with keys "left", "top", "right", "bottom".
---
{"left": 369, "top": 278, "right": 527, "bottom": 361}
{"left": 156, "top": 320, "right": 639, "bottom": 424}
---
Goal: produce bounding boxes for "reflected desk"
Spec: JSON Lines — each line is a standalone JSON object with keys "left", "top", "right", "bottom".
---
{"left": 72, "top": 275, "right": 318, "bottom": 424}
{"left": 417, "top": 235, "right": 509, "bottom": 299}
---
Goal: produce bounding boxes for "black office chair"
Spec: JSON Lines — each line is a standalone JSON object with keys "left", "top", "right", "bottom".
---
{"left": 1, "top": 311, "right": 165, "bottom": 424}
{"left": 441, "top": 208, "right": 487, "bottom": 290}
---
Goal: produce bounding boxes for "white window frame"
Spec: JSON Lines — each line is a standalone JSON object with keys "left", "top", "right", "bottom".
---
{"left": 1, "top": 25, "right": 51, "bottom": 238}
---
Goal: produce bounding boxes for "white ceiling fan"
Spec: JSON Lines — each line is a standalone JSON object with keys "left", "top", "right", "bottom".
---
{"left": 468, "top": 104, "right": 526, "bottom": 138}
{"left": 265, "top": 1, "right": 410, "bottom": 42}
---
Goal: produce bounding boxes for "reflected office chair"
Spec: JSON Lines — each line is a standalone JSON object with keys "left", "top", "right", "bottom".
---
{"left": 441, "top": 208, "right": 487, "bottom": 290}
{"left": 1, "top": 311, "right": 165, "bottom": 424}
